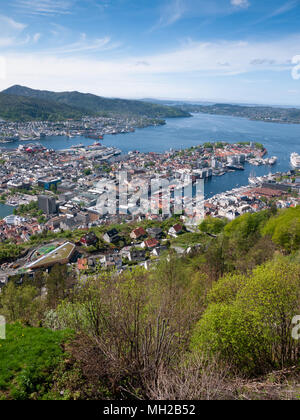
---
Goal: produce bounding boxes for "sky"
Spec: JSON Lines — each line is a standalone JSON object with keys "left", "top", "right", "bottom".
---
{"left": 0, "top": 0, "right": 300, "bottom": 105}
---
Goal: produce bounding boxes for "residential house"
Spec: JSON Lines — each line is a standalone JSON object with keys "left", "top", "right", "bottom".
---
{"left": 141, "top": 238, "right": 160, "bottom": 249}
{"left": 146, "top": 227, "right": 163, "bottom": 239}
{"left": 80, "top": 232, "right": 98, "bottom": 247}
{"left": 103, "top": 228, "right": 120, "bottom": 243}
{"left": 130, "top": 227, "right": 147, "bottom": 241}
{"left": 168, "top": 224, "right": 184, "bottom": 238}
{"left": 129, "top": 249, "right": 146, "bottom": 262}
{"left": 151, "top": 245, "right": 168, "bottom": 257}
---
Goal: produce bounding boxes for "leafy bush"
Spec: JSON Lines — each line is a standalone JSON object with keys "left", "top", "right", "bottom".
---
{"left": 191, "top": 256, "right": 300, "bottom": 375}
{"left": 262, "top": 206, "right": 300, "bottom": 252}
{"left": 199, "top": 217, "right": 228, "bottom": 235}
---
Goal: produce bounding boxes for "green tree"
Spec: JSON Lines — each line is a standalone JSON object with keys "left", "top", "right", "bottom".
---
{"left": 199, "top": 217, "right": 227, "bottom": 235}
{"left": 0, "top": 281, "right": 38, "bottom": 323}
{"left": 46, "top": 264, "right": 75, "bottom": 308}
{"left": 262, "top": 206, "right": 300, "bottom": 252}
{"left": 191, "top": 256, "right": 300, "bottom": 375}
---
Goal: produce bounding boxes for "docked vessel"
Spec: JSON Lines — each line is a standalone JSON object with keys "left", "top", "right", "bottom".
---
{"left": 226, "top": 164, "right": 244, "bottom": 171}
{"left": 85, "top": 134, "right": 104, "bottom": 140}
{"left": 267, "top": 156, "right": 277, "bottom": 165}
{"left": 290, "top": 153, "right": 300, "bottom": 169}
{"left": 248, "top": 174, "right": 258, "bottom": 185}
{"left": 71, "top": 143, "right": 84, "bottom": 149}
{"left": 248, "top": 176, "right": 262, "bottom": 185}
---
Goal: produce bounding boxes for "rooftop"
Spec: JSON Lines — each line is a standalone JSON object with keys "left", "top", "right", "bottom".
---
{"left": 26, "top": 242, "right": 75, "bottom": 269}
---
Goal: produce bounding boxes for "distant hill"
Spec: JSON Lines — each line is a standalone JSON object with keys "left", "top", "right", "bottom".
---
{"left": 2, "top": 85, "right": 191, "bottom": 121}
{"left": 175, "top": 102, "right": 300, "bottom": 124}
{"left": 0, "top": 92, "right": 85, "bottom": 122}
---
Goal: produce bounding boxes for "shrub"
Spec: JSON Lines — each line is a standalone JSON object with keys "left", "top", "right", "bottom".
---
{"left": 191, "top": 256, "right": 300, "bottom": 375}
{"left": 262, "top": 206, "right": 300, "bottom": 252}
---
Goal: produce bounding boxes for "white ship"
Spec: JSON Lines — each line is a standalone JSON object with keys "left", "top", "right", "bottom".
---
{"left": 268, "top": 156, "right": 277, "bottom": 165}
{"left": 290, "top": 153, "right": 300, "bottom": 169}
{"left": 248, "top": 170, "right": 264, "bottom": 185}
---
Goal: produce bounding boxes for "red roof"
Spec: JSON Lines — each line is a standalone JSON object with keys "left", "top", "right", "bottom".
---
{"left": 131, "top": 227, "right": 146, "bottom": 238}
{"left": 144, "top": 238, "right": 159, "bottom": 248}
{"left": 172, "top": 224, "right": 183, "bottom": 233}
{"left": 78, "top": 258, "right": 88, "bottom": 270}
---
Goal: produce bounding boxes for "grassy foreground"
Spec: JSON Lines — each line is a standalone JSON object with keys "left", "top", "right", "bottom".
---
{"left": 0, "top": 324, "right": 72, "bottom": 400}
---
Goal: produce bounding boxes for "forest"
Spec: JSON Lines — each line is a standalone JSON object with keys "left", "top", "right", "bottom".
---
{"left": 0, "top": 205, "right": 299, "bottom": 400}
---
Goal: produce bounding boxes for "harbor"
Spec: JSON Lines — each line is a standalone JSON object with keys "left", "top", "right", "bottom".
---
{"left": 1, "top": 112, "right": 299, "bottom": 200}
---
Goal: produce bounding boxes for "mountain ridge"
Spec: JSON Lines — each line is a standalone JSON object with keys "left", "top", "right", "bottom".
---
{"left": 1, "top": 85, "right": 191, "bottom": 121}
{"left": 0, "top": 91, "right": 86, "bottom": 122}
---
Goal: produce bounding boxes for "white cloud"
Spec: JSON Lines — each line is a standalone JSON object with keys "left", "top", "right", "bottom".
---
{"left": 33, "top": 33, "right": 41, "bottom": 43}
{"left": 152, "top": 0, "right": 187, "bottom": 30}
{"left": 14, "top": 0, "right": 73, "bottom": 15}
{"left": 152, "top": 0, "right": 251, "bottom": 31}
{"left": 230, "top": 0, "right": 250, "bottom": 8}
{"left": 40, "top": 35, "right": 121, "bottom": 55}
{"left": 0, "top": 15, "right": 27, "bottom": 33}
{"left": 0, "top": 15, "right": 28, "bottom": 49}
{"left": 1, "top": 35, "right": 298, "bottom": 99}
{"left": 268, "top": 0, "right": 299, "bottom": 18}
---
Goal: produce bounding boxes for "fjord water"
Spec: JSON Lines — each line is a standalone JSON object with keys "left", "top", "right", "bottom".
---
{"left": 0, "top": 203, "right": 15, "bottom": 219}
{"left": 1, "top": 113, "right": 299, "bottom": 201}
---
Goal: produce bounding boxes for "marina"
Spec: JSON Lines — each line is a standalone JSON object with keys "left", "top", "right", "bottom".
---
{"left": 1, "top": 113, "right": 299, "bottom": 199}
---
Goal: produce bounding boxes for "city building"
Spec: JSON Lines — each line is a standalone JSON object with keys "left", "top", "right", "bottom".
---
{"left": 38, "top": 195, "right": 58, "bottom": 215}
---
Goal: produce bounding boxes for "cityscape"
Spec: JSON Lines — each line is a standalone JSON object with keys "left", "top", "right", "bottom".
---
{"left": 0, "top": 138, "right": 298, "bottom": 291}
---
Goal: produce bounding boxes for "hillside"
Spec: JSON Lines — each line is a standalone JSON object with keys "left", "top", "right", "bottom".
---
{"left": 176, "top": 102, "right": 300, "bottom": 124}
{"left": 0, "top": 92, "right": 86, "bottom": 122}
{"left": 2, "top": 85, "right": 191, "bottom": 120}
{"left": 0, "top": 206, "right": 299, "bottom": 400}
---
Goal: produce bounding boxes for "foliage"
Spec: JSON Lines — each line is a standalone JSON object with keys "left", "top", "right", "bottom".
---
{"left": 191, "top": 256, "right": 300, "bottom": 375}
{"left": 14, "top": 200, "right": 39, "bottom": 216}
{"left": 0, "top": 323, "right": 72, "bottom": 400}
{"left": 199, "top": 216, "right": 228, "bottom": 235}
{"left": 0, "top": 92, "right": 85, "bottom": 122}
{"left": 262, "top": 206, "right": 300, "bottom": 252}
{"left": 0, "top": 206, "right": 300, "bottom": 398}
{"left": 2, "top": 85, "right": 190, "bottom": 120}
{"left": 0, "top": 243, "right": 24, "bottom": 264}
{"left": 0, "top": 281, "right": 38, "bottom": 323}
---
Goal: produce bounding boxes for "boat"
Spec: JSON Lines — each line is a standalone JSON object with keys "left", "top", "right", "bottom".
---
{"left": 249, "top": 177, "right": 259, "bottom": 185}
{"left": 248, "top": 170, "right": 265, "bottom": 185}
{"left": 226, "top": 164, "right": 244, "bottom": 171}
{"left": 85, "top": 134, "right": 104, "bottom": 140}
{"left": 290, "top": 153, "right": 300, "bottom": 169}
{"left": 248, "top": 170, "right": 258, "bottom": 185}
{"left": 268, "top": 156, "right": 278, "bottom": 165}
{"left": 71, "top": 143, "right": 84, "bottom": 149}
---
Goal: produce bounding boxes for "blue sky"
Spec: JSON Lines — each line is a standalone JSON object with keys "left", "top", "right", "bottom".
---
{"left": 0, "top": 0, "right": 300, "bottom": 105}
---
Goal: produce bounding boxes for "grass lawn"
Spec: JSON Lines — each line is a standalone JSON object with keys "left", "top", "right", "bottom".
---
{"left": 171, "top": 232, "right": 207, "bottom": 249}
{"left": 0, "top": 323, "right": 73, "bottom": 400}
